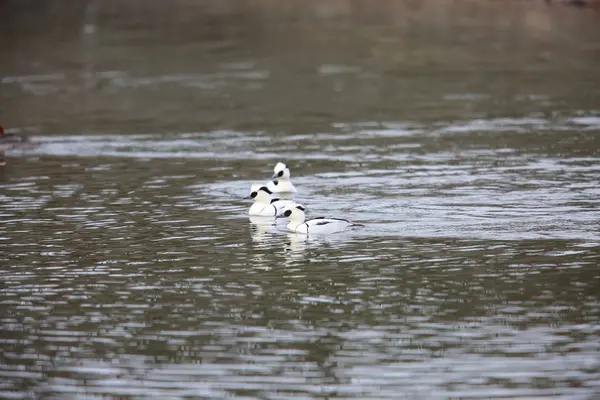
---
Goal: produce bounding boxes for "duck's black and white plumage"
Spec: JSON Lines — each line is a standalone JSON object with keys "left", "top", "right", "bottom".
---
{"left": 267, "top": 162, "right": 297, "bottom": 193}
{"left": 281, "top": 204, "right": 360, "bottom": 234}
{"left": 247, "top": 185, "right": 297, "bottom": 217}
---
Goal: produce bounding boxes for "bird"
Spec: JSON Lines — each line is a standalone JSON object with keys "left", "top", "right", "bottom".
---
{"left": 267, "top": 162, "right": 297, "bottom": 193}
{"left": 247, "top": 186, "right": 297, "bottom": 217}
{"left": 280, "top": 204, "right": 362, "bottom": 234}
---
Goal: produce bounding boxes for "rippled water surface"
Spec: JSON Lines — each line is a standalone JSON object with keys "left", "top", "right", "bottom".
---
{"left": 2, "top": 2, "right": 600, "bottom": 399}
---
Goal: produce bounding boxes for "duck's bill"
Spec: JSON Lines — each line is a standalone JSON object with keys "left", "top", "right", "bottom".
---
{"left": 270, "top": 174, "right": 278, "bottom": 179}
{"left": 243, "top": 195, "right": 252, "bottom": 200}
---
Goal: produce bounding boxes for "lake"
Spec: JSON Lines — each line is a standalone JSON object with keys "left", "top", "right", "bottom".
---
{"left": 1, "top": 1, "right": 599, "bottom": 399}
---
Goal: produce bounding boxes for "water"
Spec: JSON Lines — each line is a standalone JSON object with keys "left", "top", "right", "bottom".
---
{"left": 2, "top": 2, "right": 600, "bottom": 399}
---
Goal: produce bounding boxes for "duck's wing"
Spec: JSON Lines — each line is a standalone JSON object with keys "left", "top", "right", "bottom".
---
{"left": 331, "top": 217, "right": 351, "bottom": 223}
{"left": 308, "top": 217, "right": 351, "bottom": 226}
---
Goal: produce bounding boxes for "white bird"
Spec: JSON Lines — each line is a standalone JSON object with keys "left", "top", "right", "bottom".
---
{"left": 247, "top": 186, "right": 297, "bottom": 217}
{"left": 280, "top": 204, "right": 362, "bottom": 235}
{"left": 267, "top": 162, "right": 297, "bottom": 193}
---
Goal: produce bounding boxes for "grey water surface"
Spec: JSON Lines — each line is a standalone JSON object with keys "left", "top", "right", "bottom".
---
{"left": 1, "top": 2, "right": 600, "bottom": 399}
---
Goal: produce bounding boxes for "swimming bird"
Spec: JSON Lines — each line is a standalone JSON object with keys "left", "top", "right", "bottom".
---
{"left": 267, "top": 162, "right": 297, "bottom": 193}
{"left": 247, "top": 186, "right": 297, "bottom": 217}
{"left": 0, "top": 124, "right": 32, "bottom": 152}
{"left": 280, "top": 204, "right": 361, "bottom": 235}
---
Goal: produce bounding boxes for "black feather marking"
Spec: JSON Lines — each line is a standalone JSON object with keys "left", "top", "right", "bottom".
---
{"left": 332, "top": 218, "right": 351, "bottom": 223}
{"left": 260, "top": 186, "right": 273, "bottom": 194}
{"left": 309, "top": 217, "right": 351, "bottom": 223}
{"left": 270, "top": 198, "right": 280, "bottom": 204}
{"left": 271, "top": 180, "right": 279, "bottom": 186}
{"left": 315, "top": 221, "right": 333, "bottom": 226}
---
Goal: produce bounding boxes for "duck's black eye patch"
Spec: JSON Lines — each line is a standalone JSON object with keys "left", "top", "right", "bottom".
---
{"left": 250, "top": 192, "right": 257, "bottom": 198}
{"left": 296, "top": 206, "right": 305, "bottom": 211}
{"left": 259, "top": 186, "right": 272, "bottom": 194}
{"left": 284, "top": 210, "right": 292, "bottom": 217}
{"left": 277, "top": 170, "right": 284, "bottom": 177}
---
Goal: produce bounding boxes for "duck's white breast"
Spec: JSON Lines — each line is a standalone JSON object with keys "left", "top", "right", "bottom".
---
{"left": 288, "top": 222, "right": 309, "bottom": 234}
{"left": 268, "top": 180, "right": 297, "bottom": 193}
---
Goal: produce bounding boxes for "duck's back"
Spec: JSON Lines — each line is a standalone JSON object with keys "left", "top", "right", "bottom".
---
{"left": 303, "top": 217, "right": 353, "bottom": 234}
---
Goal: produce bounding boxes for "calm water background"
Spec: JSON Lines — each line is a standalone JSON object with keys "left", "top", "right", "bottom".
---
{"left": 2, "top": 1, "right": 600, "bottom": 399}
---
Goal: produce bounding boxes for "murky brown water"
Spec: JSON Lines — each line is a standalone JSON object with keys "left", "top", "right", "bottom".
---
{"left": 2, "top": 1, "right": 600, "bottom": 399}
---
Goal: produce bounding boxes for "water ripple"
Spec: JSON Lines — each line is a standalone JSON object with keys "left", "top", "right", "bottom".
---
{"left": 2, "top": 118, "right": 599, "bottom": 398}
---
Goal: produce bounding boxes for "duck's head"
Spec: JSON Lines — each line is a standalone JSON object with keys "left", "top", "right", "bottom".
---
{"left": 248, "top": 186, "right": 273, "bottom": 203}
{"left": 273, "top": 162, "right": 286, "bottom": 173}
{"left": 272, "top": 163, "right": 291, "bottom": 180}
{"left": 281, "top": 203, "right": 306, "bottom": 220}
